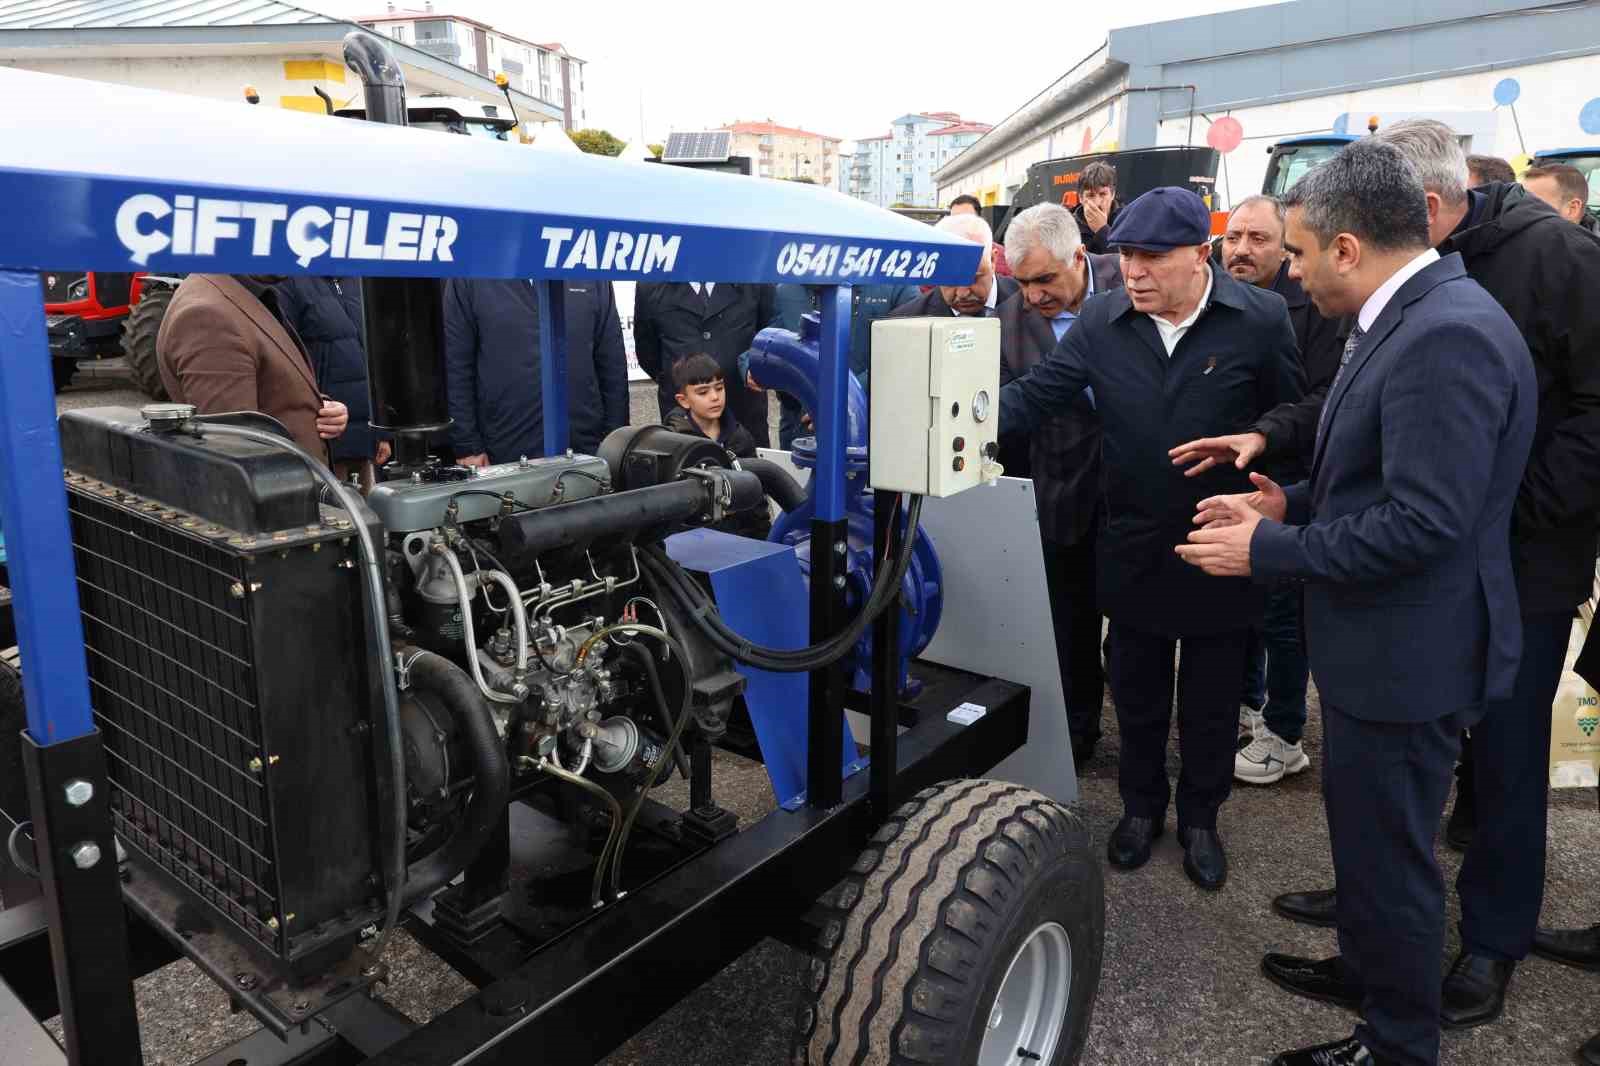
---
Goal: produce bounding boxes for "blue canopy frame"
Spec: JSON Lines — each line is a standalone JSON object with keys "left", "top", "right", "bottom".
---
{"left": 0, "top": 65, "right": 981, "bottom": 751}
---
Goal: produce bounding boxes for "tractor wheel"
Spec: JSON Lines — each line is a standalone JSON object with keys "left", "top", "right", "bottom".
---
{"left": 121, "top": 285, "right": 174, "bottom": 401}
{"left": 795, "top": 780, "right": 1103, "bottom": 1066}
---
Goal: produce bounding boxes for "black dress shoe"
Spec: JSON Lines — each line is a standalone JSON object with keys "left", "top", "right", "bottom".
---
{"left": 1261, "top": 953, "right": 1364, "bottom": 1011}
{"left": 1106, "top": 814, "right": 1162, "bottom": 870}
{"left": 1440, "top": 951, "right": 1514, "bottom": 1029}
{"left": 1273, "top": 887, "right": 1338, "bottom": 928}
{"left": 1180, "top": 826, "right": 1227, "bottom": 890}
{"left": 1270, "top": 1037, "right": 1376, "bottom": 1065}
{"left": 1533, "top": 924, "right": 1600, "bottom": 970}
{"left": 1580, "top": 1029, "right": 1600, "bottom": 1066}
{"left": 1445, "top": 792, "right": 1476, "bottom": 852}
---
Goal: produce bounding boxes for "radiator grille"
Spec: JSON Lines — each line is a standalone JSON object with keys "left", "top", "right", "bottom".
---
{"left": 68, "top": 490, "right": 282, "bottom": 949}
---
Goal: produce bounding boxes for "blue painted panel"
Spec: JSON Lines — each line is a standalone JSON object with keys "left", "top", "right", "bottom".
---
{"left": 664, "top": 529, "right": 864, "bottom": 809}
{"left": 0, "top": 270, "right": 95, "bottom": 742}
{"left": 0, "top": 67, "right": 981, "bottom": 287}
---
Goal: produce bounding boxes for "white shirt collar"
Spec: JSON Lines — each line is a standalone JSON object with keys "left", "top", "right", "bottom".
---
{"left": 1147, "top": 268, "right": 1213, "bottom": 357}
{"left": 690, "top": 281, "right": 715, "bottom": 296}
{"left": 1357, "top": 249, "right": 1439, "bottom": 333}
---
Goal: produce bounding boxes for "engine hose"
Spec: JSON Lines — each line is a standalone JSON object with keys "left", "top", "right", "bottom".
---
{"left": 396, "top": 648, "right": 509, "bottom": 904}
{"left": 622, "top": 642, "right": 691, "bottom": 781}
{"left": 438, "top": 548, "right": 524, "bottom": 704}
{"left": 638, "top": 496, "right": 924, "bottom": 673}
{"left": 6, "top": 821, "right": 37, "bottom": 879}
{"left": 192, "top": 422, "right": 408, "bottom": 962}
{"left": 523, "top": 755, "right": 622, "bottom": 908}
{"left": 736, "top": 457, "right": 807, "bottom": 513}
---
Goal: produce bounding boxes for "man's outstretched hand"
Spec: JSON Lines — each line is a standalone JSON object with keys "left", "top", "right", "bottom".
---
{"left": 1168, "top": 431, "right": 1267, "bottom": 476}
{"left": 1174, "top": 473, "right": 1286, "bottom": 577}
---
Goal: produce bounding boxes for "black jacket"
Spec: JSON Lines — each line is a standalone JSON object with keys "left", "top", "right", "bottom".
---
{"left": 663, "top": 407, "right": 768, "bottom": 538}
{"left": 1252, "top": 184, "right": 1600, "bottom": 613}
{"left": 274, "top": 276, "right": 375, "bottom": 462}
{"left": 995, "top": 253, "right": 1122, "bottom": 544}
{"left": 1073, "top": 201, "right": 1123, "bottom": 256}
{"left": 635, "top": 283, "right": 777, "bottom": 449}
{"left": 443, "top": 279, "right": 628, "bottom": 462}
{"left": 1001, "top": 264, "right": 1304, "bottom": 636}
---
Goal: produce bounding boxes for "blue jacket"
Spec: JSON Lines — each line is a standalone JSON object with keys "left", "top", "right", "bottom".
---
{"left": 1252, "top": 255, "right": 1537, "bottom": 721}
{"left": 1000, "top": 263, "right": 1304, "bottom": 636}
{"left": 443, "top": 279, "right": 628, "bottom": 461}
{"left": 273, "top": 276, "right": 375, "bottom": 462}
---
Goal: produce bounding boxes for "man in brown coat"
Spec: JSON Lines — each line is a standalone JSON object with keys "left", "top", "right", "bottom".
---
{"left": 157, "top": 274, "right": 348, "bottom": 461}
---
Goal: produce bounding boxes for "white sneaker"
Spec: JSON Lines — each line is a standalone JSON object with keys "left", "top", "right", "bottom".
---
{"left": 1239, "top": 705, "right": 1265, "bottom": 740}
{"left": 1235, "top": 728, "right": 1310, "bottom": 784}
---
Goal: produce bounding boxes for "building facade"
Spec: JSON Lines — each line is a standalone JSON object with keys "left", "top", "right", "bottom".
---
{"left": 721, "top": 121, "right": 842, "bottom": 185}
{"left": 358, "top": 6, "right": 586, "bottom": 130}
{"left": 849, "top": 113, "right": 992, "bottom": 208}
{"left": 936, "top": 0, "right": 1600, "bottom": 209}
{"left": 0, "top": 0, "right": 565, "bottom": 131}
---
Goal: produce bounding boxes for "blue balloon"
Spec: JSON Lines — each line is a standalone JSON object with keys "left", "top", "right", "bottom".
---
{"left": 1332, "top": 113, "right": 1349, "bottom": 135}
{"left": 1583, "top": 98, "right": 1600, "bottom": 135}
{"left": 1494, "top": 78, "right": 1521, "bottom": 107}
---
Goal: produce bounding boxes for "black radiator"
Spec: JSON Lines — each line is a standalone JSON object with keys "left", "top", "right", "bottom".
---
{"left": 58, "top": 408, "right": 388, "bottom": 982}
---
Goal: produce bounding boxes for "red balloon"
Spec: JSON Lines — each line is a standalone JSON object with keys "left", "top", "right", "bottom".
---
{"left": 1207, "top": 116, "right": 1244, "bottom": 154}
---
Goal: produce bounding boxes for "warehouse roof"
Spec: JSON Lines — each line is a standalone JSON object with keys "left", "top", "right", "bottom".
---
{"left": 0, "top": 0, "right": 334, "bottom": 28}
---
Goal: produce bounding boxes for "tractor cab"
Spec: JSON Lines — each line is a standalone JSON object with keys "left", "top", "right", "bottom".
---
{"left": 1533, "top": 147, "right": 1600, "bottom": 213}
{"left": 335, "top": 94, "right": 518, "bottom": 141}
{"left": 1262, "top": 134, "right": 1361, "bottom": 198}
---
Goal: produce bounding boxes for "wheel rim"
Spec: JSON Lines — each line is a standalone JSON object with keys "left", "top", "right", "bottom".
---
{"left": 977, "top": 920, "right": 1073, "bottom": 1066}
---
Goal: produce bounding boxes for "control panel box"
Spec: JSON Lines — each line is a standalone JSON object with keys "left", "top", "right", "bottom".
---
{"left": 868, "top": 317, "right": 1000, "bottom": 498}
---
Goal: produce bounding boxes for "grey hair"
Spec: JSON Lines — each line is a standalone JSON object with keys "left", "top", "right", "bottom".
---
{"left": 1004, "top": 203, "right": 1083, "bottom": 267}
{"left": 1374, "top": 119, "right": 1470, "bottom": 206}
{"left": 1228, "top": 194, "right": 1287, "bottom": 231}
{"left": 1281, "top": 139, "right": 1431, "bottom": 252}
{"left": 935, "top": 211, "right": 994, "bottom": 248}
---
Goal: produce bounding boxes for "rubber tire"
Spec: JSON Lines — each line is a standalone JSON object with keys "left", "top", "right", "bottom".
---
{"left": 121, "top": 285, "right": 173, "bottom": 401}
{"left": 795, "top": 780, "right": 1104, "bottom": 1066}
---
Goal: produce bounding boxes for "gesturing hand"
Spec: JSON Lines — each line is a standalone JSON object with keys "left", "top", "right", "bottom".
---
{"left": 1168, "top": 432, "right": 1267, "bottom": 476}
{"left": 1175, "top": 473, "right": 1285, "bottom": 577}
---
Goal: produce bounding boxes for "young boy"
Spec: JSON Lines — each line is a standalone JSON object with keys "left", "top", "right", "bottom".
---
{"left": 666, "top": 352, "right": 758, "bottom": 459}
{"left": 666, "top": 352, "right": 770, "bottom": 537}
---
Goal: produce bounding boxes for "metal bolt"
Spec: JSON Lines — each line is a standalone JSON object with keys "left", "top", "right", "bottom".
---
{"left": 250, "top": 581, "right": 263, "bottom": 593}
{"left": 236, "top": 973, "right": 258, "bottom": 991}
{"left": 338, "top": 559, "right": 355, "bottom": 570}
{"left": 229, "top": 581, "right": 245, "bottom": 599}
{"left": 63, "top": 779, "right": 94, "bottom": 807}
{"left": 832, "top": 575, "right": 847, "bottom": 590}
{"left": 267, "top": 916, "right": 280, "bottom": 931}
{"left": 292, "top": 998, "right": 310, "bottom": 1013}
{"left": 833, "top": 540, "right": 847, "bottom": 556}
{"left": 248, "top": 756, "right": 264, "bottom": 773}
{"left": 361, "top": 964, "right": 382, "bottom": 979}
{"left": 69, "top": 841, "right": 101, "bottom": 869}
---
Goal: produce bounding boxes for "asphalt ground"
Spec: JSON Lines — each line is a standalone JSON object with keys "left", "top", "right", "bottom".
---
{"left": 16, "top": 377, "right": 1600, "bottom": 1065}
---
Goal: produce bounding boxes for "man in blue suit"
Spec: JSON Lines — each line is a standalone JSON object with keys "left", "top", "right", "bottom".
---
{"left": 1176, "top": 141, "right": 1537, "bottom": 1066}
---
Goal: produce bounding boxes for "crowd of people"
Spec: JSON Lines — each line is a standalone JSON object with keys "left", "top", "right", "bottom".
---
{"left": 147, "top": 121, "right": 1600, "bottom": 1066}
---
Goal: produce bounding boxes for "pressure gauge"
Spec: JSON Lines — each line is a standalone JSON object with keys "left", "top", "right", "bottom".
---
{"left": 971, "top": 388, "right": 992, "bottom": 423}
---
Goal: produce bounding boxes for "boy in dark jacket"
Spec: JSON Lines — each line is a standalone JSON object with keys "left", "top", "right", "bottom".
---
{"left": 275, "top": 275, "right": 386, "bottom": 485}
{"left": 665, "top": 353, "right": 768, "bottom": 537}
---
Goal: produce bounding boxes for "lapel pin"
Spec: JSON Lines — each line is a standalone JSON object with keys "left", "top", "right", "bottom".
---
{"left": 1203, "top": 356, "right": 1217, "bottom": 375}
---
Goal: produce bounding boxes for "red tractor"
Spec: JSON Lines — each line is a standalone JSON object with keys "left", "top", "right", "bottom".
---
{"left": 40, "top": 269, "right": 176, "bottom": 396}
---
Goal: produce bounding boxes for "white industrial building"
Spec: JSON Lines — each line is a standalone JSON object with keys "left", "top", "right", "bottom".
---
{"left": 937, "top": 0, "right": 1600, "bottom": 210}
{"left": 0, "top": 0, "right": 567, "bottom": 135}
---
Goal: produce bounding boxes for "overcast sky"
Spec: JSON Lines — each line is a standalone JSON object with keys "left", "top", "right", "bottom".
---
{"left": 313, "top": 0, "right": 1278, "bottom": 145}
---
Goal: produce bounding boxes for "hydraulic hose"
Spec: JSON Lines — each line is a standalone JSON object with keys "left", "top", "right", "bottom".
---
{"left": 397, "top": 648, "right": 510, "bottom": 904}
{"left": 191, "top": 421, "right": 409, "bottom": 963}
{"left": 736, "top": 457, "right": 807, "bottom": 513}
{"left": 639, "top": 495, "right": 924, "bottom": 673}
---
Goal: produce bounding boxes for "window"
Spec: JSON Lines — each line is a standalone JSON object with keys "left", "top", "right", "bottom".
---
{"left": 415, "top": 19, "right": 450, "bottom": 40}
{"left": 386, "top": 23, "right": 409, "bottom": 44}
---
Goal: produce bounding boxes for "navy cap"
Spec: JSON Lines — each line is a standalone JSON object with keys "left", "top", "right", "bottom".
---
{"left": 1105, "top": 186, "right": 1212, "bottom": 251}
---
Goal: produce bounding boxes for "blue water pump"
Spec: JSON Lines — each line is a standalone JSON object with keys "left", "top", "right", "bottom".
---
{"left": 746, "top": 313, "right": 943, "bottom": 694}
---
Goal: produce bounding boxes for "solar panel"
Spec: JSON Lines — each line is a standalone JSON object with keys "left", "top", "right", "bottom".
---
{"left": 663, "top": 131, "right": 732, "bottom": 162}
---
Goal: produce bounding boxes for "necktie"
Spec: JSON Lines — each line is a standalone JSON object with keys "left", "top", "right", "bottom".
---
{"left": 1317, "top": 324, "right": 1364, "bottom": 439}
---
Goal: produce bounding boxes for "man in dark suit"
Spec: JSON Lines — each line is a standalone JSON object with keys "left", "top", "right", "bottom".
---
{"left": 1213, "top": 195, "right": 1346, "bottom": 784}
{"left": 1176, "top": 140, "right": 1537, "bottom": 1066}
{"left": 995, "top": 202, "right": 1122, "bottom": 768}
{"left": 157, "top": 274, "right": 348, "bottom": 463}
{"left": 442, "top": 279, "right": 628, "bottom": 464}
{"left": 1000, "top": 187, "right": 1303, "bottom": 891}
{"left": 634, "top": 281, "right": 776, "bottom": 448}
{"left": 885, "top": 212, "right": 1019, "bottom": 320}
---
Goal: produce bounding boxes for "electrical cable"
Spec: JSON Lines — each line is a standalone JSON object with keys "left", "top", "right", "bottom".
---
{"left": 446, "top": 488, "right": 531, "bottom": 512}
{"left": 192, "top": 422, "right": 407, "bottom": 964}
{"left": 6, "top": 821, "right": 37, "bottom": 879}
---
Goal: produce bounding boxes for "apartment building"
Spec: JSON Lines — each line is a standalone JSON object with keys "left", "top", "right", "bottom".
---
{"left": 721, "top": 120, "right": 842, "bottom": 186}
{"left": 850, "top": 112, "right": 991, "bottom": 208}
